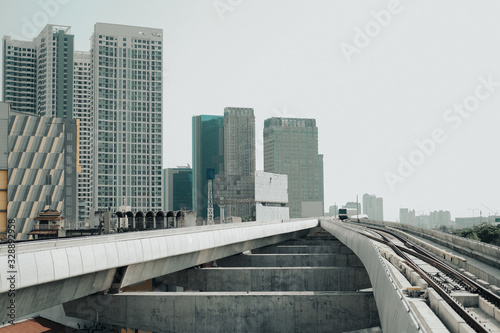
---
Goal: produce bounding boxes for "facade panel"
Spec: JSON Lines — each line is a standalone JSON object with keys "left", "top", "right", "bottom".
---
{"left": 2, "top": 107, "right": 78, "bottom": 239}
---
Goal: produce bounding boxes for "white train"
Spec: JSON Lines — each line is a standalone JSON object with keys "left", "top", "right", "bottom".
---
{"left": 338, "top": 208, "right": 368, "bottom": 221}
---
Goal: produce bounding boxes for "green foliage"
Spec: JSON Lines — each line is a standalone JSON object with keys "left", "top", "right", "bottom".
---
{"left": 453, "top": 224, "right": 500, "bottom": 245}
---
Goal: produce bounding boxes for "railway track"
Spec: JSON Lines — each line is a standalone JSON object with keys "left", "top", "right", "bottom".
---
{"left": 350, "top": 222, "right": 500, "bottom": 333}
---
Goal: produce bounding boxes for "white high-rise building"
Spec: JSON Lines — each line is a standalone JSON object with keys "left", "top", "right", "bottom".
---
{"left": 90, "top": 23, "right": 163, "bottom": 213}
{"left": 73, "top": 51, "right": 92, "bottom": 225}
{"left": 363, "top": 193, "right": 383, "bottom": 221}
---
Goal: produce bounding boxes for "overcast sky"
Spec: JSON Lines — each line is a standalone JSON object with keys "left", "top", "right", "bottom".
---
{"left": 2, "top": 0, "right": 500, "bottom": 221}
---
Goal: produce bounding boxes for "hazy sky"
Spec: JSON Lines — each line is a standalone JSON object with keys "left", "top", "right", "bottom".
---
{"left": 2, "top": 0, "right": 500, "bottom": 221}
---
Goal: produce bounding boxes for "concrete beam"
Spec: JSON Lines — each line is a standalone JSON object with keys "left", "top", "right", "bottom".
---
{"left": 158, "top": 266, "right": 371, "bottom": 292}
{"left": 64, "top": 291, "right": 380, "bottom": 333}
{"left": 1, "top": 270, "right": 115, "bottom": 325}
{"left": 216, "top": 253, "right": 363, "bottom": 267}
{"left": 252, "top": 244, "right": 351, "bottom": 254}
{"left": 0, "top": 219, "right": 319, "bottom": 323}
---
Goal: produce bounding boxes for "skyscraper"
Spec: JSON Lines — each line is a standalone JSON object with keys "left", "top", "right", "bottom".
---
{"left": 192, "top": 115, "right": 224, "bottom": 219}
{"left": 2, "top": 37, "right": 37, "bottom": 114}
{"left": 264, "top": 117, "right": 324, "bottom": 218}
{"left": 192, "top": 108, "right": 256, "bottom": 220}
{"left": 2, "top": 25, "right": 74, "bottom": 117}
{"left": 363, "top": 193, "right": 383, "bottom": 221}
{"left": 222, "top": 107, "right": 255, "bottom": 218}
{"left": 91, "top": 23, "right": 163, "bottom": 213}
{"left": 73, "top": 51, "right": 92, "bottom": 225}
{"left": 224, "top": 107, "right": 255, "bottom": 176}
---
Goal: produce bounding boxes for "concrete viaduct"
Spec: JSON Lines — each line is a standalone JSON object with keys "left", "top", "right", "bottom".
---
{"left": 1, "top": 218, "right": 499, "bottom": 332}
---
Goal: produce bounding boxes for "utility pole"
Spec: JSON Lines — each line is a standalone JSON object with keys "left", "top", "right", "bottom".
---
{"left": 356, "top": 195, "right": 360, "bottom": 223}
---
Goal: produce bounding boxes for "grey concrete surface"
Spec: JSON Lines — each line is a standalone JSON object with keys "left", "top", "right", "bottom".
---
{"left": 216, "top": 252, "right": 364, "bottom": 267}
{"left": 320, "top": 219, "right": 424, "bottom": 333}
{"left": 0, "top": 219, "right": 319, "bottom": 323}
{"left": 64, "top": 291, "right": 380, "bottom": 333}
{"left": 158, "top": 266, "right": 371, "bottom": 292}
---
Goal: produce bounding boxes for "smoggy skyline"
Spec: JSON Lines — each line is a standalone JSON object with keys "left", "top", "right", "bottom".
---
{"left": 2, "top": 0, "right": 500, "bottom": 221}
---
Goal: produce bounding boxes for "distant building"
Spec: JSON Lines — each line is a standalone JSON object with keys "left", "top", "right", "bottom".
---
{"left": 0, "top": 102, "right": 79, "bottom": 239}
{"left": 223, "top": 107, "right": 255, "bottom": 218}
{"left": 214, "top": 171, "right": 289, "bottom": 222}
{"left": 399, "top": 208, "right": 416, "bottom": 225}
{"left": 429, "top": 210, "right": 451, "bottom": 228}
{"left": 326, "top": 205, "right": 338, "bottom": 217}
{"left": 192, "top": 115, "right": 224, "bottom": 219}
{"left": 344, "top": 202, "right": 361, "bottom": 214}
{"left": 415, "top": 214, "right": 430, "bottom": 228}
{"left": 164, "top": 167, "right": 193, "bottom": 211}
{"left": 455, "top": 217, "right": 483, "bottom": 228}
{"left": 263, "top": 117, "right": 324, "bottom": 218}
{"left": 363, "top": 194, "right": 383, "bottom": 221}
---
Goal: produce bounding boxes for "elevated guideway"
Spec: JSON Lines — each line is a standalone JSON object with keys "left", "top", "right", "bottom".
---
{"left": 0, "top": 219, "right": 319, "bottom": 323}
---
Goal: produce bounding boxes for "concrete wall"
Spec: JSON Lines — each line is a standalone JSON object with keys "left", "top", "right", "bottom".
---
{"left": 255, "top": 171, "right": 288, "bottom": 203}
{"left": 159, "top": 266, "right": 371, "bottom": 292}
{"left": 255, "top": 204, "right": 289, "bottom": 221}
{"left": 216, "top": 252, "right": 363, "bottom": 268}
{"left": 64, "top": 292, "right": 380, "bottom": 333}
{"left": 301, "top": 201, "right": 323, "bottom": 218}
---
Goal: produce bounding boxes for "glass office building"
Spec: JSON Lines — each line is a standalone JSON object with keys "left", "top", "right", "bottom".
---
{"left": 263, "top": 117, "right": 324, "bottom": 218}
{"left": 192, "top": 115, "right": 224, "bottom": 219}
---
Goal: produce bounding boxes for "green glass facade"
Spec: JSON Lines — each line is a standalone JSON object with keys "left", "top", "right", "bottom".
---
{"left": 164, "top": 168, "right": 193, "bottom": 211}
{"left": 192, "top": 115, "right": 224, "bottom": 218}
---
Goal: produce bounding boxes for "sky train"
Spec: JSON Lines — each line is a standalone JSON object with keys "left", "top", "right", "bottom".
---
{"left": 338, "top": 208, "right": 368, "bottom": 221}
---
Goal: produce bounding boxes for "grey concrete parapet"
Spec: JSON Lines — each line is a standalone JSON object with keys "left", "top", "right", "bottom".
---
{"left": 320, "top": 219, "right": 424, "bottom": 333}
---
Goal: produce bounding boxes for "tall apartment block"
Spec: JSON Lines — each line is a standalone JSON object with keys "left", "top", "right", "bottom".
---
{"left": 264, "top": 118, "right": 324, "bottom": 218}
{"left": 192, "top": 115, "right": 224, "bottom": 219}
{"left": 0, "top": 102, "right": 79, "bottom": 239}
{"left": 91, "top": 23, "right": 163, "bottom": 213}
{"left": 73, "top": 51, "right": 92, "bottom": 225}
{"left": 362, "top": 193, "right": 383, "bottom": 221}
{"left": 2, "top": 25, "right": 74, "bottom": 117}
